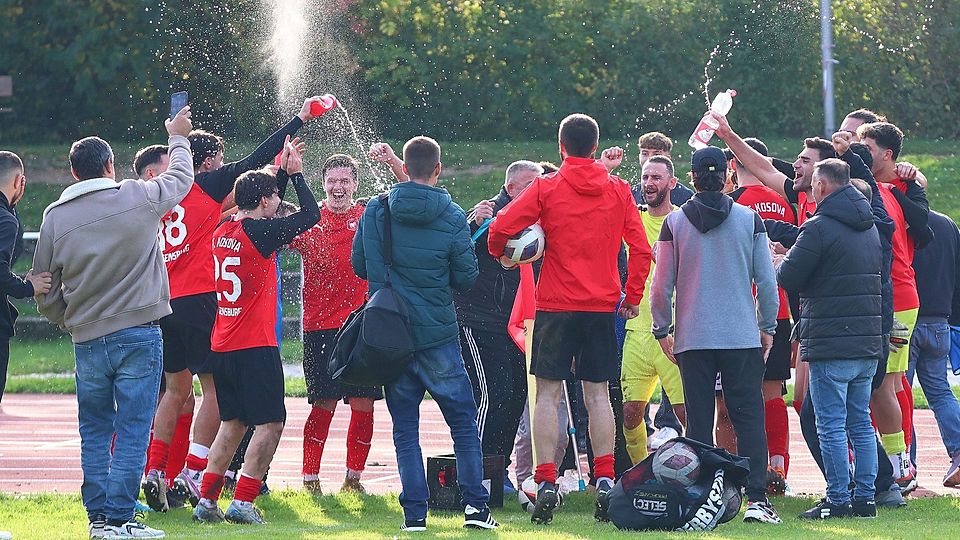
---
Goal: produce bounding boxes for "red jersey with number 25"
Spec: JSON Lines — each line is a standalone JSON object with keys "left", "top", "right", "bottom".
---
{"left": 161, "top": 182, "right": 222, "bottom": 298}
{"left": 210, "top": 218, "right": 278, "bottom": 352}
{"left": 732, "top": 184, "right": 796, "bottom": 320}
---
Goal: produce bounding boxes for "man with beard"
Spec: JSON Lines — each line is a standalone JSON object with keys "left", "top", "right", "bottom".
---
{"left": 620, "top": 156, "right": 686, "bottom": 465}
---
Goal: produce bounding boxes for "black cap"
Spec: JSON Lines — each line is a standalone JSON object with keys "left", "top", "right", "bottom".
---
{"left": 691, "top": 146, "right": 727, "bottom": 176}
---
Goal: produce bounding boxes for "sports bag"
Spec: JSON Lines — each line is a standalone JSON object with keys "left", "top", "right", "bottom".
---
{"left": 607, "top": 437, "right": 749, "bottom": 531}
{"left": 329, "top": 194, "right": 415, "bottom": 386}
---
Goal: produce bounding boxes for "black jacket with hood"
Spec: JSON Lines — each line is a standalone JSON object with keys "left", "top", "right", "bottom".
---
{"left": 777, "top": 182, "right": 883, "bottom": 361}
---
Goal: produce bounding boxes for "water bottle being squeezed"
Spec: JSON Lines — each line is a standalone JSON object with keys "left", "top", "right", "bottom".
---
{"left": 688, "top": 89, "right": 737, "bottom": 149}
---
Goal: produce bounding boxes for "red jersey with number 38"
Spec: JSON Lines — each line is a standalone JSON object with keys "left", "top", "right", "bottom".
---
{"left": 210, "top": 218, "right": 278, "bottom": 352}
{"left": 161, "top": 182, "right": 222, "bottom": 298}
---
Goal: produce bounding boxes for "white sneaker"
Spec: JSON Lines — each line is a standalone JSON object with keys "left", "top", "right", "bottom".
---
{"left": 743, "top": 500, "right": 782, "bottom": 524}
{"left": 0, "top": 531, "right": 12, "bottom": 540}
{"left": 648, "top": 427, "right": 680, "bottom": 451}
{"left": 102, "top": 519, "right": 165, "bottom": 538}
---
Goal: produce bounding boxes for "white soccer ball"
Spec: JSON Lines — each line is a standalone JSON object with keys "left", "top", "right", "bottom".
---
{"left": 503, "top": 223, "right": 545, "bottom": 264}
{"left": 652, "top": 440, "right": 702, "bottom": 488}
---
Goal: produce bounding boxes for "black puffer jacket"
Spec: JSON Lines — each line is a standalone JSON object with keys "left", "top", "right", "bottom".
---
{"left": 777, "top": 183, "right": 883, "bottom": 361}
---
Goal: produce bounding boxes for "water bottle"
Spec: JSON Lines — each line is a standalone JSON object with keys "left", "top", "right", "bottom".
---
{"left": 688, "top": 89, "right": 737, "bottom": 149}
{"left": 309, "top": 93, "right": 338, "bottom": 116}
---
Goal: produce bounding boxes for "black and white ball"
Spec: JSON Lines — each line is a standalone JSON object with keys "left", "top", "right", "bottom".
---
{"left": 503, "top": 223, "right": 545, "bottom": 264}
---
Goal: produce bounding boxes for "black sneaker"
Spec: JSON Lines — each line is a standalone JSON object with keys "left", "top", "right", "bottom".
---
{"left": 88, "top": 513, "right": 106, "bottom": 539}
{"left": 400, "top": 518, "right": 426, "bottom": 532}
{"left": 799, "top": 499, "right": 852, "bottom": 520}
{"left": 595, "top": 479, "right": 613, "bottom": 522}
{"left": 852, "top": 499, "right": 877, "bottom": 518}
{"left": 463, "top": 504, "right": 498, "bottom": 529}
{"left": 531, "top": 481, "right": 559, "bottom": 525}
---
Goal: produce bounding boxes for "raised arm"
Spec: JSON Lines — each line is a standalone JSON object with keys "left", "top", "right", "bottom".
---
{"left": 713, "top": 112, "right": 792, "bottom": 201}
{"left": 143, "top": 107, "right": 195, "bottom": 216}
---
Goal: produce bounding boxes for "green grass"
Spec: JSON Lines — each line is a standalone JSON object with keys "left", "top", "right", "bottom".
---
{"left": 0, "top": 490, "right": 958, "bottom": 539}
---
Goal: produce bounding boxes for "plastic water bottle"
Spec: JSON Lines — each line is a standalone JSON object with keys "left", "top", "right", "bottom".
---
{"left": 309, "top": 93, "right": 338, "bottom": 116}
{"left": 688, "top": 89, "right": 737, "bottom": 149}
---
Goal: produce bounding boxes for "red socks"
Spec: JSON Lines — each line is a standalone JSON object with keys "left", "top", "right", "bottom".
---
{"left": 303, "top": 406, "right": 335, "bottom": 476}
{"left": 199, "top": 472, "right": 225, "bottom": 501}
{"left": 765, "top": 397, "right": 790, "bottom": 475}
{"left": 346, "top": 409, "right": 374, "bottom": 472}
{"left": 146, "top": 439, "right": 169, "bottom": 473}
{"left": 898, "top": 374, "right": 914, "bottom": 449}
{"left": 185, "top": 452, "right": 208, "bottom": 472}
{"left": 593, "top": 454, "right": 615, "bottom": 482}
{"left": 534, "top": 463, "right": 557, "bottom": 485}
{"left": 165, "top": 413, "right": 193, "bottom": 482}
{"left": 233, "top": 473, "right": 263, "bottom": 503}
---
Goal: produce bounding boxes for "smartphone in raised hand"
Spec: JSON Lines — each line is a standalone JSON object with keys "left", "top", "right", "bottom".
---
{"left": 170, "top": 91, "right": 188, "bottom": 119}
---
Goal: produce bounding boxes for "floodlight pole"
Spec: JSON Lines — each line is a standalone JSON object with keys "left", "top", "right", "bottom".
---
{"left": 821, "top": 0, "right": 837, "bottom": 136}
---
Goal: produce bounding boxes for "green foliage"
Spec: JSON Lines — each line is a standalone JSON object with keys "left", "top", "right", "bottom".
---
{"left": 2, "top": 2, "right": 958, "bottom": 144}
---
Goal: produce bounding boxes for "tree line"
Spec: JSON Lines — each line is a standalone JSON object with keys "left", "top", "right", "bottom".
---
{"left": 1, "top": 0, "right": 956, "bottom": 143}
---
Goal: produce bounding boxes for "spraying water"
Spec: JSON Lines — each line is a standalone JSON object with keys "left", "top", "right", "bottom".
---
{"left": 268, "top": 0, "right": 309, "bottom": 109}
{"left": 264, "top": 0, "right": 387, "bottom": 193}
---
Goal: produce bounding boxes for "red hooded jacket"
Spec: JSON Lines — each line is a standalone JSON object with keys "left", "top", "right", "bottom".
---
{"left": 488, "top": 156, "right": 651, "bottom": 312}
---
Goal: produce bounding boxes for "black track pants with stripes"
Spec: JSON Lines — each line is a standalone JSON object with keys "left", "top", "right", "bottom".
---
{"left": 459, "top": 325, "right": 528, "bottom": 469}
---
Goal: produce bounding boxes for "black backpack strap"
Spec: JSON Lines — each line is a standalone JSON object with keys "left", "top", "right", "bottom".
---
{"left": 378, "top": 193, "right": 393, "bottom": 284}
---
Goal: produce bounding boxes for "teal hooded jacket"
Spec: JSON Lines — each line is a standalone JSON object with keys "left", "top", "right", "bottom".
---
{"left": 352, "top": 181, "right": 479, "bottom": 350}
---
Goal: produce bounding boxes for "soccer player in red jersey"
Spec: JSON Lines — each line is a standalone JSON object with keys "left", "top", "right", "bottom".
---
{"left": 724, "top": 136, "right": 798, "bottom": 493}
{"left": 143, "top": 97, "right": 328, "bottom": 512}
{"left": 859, "top": 121, "right": 930, "bottom": 491}
{"left": 288, "top": 154, "right": 381, "bottom": 495}
{"left": 191, "top": 138, "right": 320, "bottom": 524}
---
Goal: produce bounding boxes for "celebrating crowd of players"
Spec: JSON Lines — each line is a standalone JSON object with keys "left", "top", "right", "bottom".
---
{"left": 1, "top": 94, "right": 959, "bottom": 537}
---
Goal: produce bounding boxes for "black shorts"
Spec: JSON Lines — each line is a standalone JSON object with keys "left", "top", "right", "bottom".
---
{"left": 160, "top": 294, "right": 216, "bottom": 375}
{"left": 303, "top": 329, "right": 383, "bottom": 403}
{"left": 530, "top": 311, "right": 618, "bottom": 382}
{"left": 211, "top": 346, "right": 286, "bottom": 426}
{"left": 763, "top": 319, "right": 793, "bottom": 381}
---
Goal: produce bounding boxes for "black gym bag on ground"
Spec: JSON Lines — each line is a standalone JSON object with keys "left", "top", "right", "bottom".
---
{"left": 607, "top": 437, "right": 750, "bottom": 531}
{"left": 329, "top": 194, "right": 415, "bottom": 387}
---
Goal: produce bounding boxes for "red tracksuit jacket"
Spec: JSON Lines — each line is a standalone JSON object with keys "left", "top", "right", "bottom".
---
{"left": 488, "top": 156, "right": 651, "bottom": 312}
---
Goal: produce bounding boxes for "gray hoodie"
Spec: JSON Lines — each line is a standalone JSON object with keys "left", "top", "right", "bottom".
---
{"left": 33, "top": 135, "right": 194, "bottom": 343}
{"left": 650, "top": 191, "right": 778, "bottom": 354}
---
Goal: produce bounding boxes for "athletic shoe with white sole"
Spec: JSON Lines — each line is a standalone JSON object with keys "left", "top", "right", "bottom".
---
{"left": 400, "top": 518, "right": 426, "bottom": 532}
{"left": 102, "top": 519, "right": 165, "bottom": 538}
{"left": 224, "top": 500, "right": 265, "bottom": 525}
{"left": 852, "top": 498, "right": 877, "bottom": 518}
{"left": 191, "top": 501, "right": 225, "bottom": 523}
{"left": 798, "top": 499, "right": 851, "bottom": 520}
{"left": 463, "top": 504, "right": 498, "bottom": 529}
{"left": 0, "top": 531, "right": 11, "bottom": 540}
{"left": 89, "top": 514, "right": 106, "bottom": 539}
{"left": 141, "top": 470, "right": 168, "bottom": 513}
{"left": 743, "top": 500, "right": 782, "bottom": 524}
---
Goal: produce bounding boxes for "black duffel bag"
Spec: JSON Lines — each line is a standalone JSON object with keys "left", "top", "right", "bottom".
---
{"left": 329, "top": 194, "right": 415, "bottom": 386}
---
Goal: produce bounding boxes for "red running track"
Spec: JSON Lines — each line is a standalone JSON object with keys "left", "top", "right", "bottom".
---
{"left": 0, "top": 394, "right": 956, "bottom": 498}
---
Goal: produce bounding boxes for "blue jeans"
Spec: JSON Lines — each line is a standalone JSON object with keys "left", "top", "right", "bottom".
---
{"left": 908, "top": 320, "right": 960, "bottom": 460}
{"left": 385, "top": 339, "right": 488, "bottom": 520}
{"left": 808, "top": 359, "right": 878, "bottom": 504}
{"left": 75, "top": 325, "right": 162, "bottom": 522}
